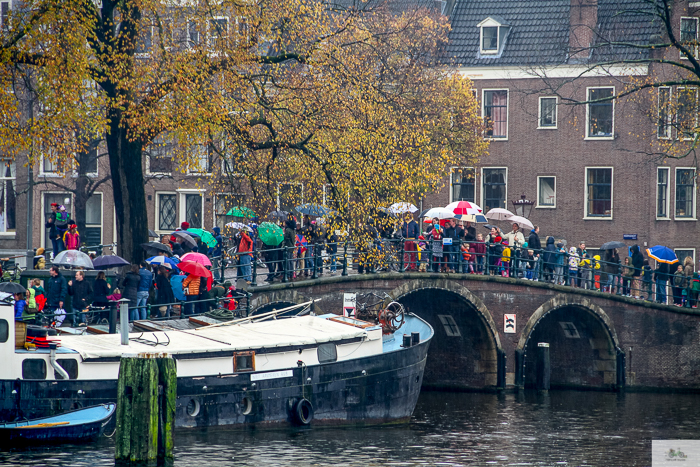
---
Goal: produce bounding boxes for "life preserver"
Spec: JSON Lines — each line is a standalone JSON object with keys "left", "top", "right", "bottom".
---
{"left": 293, "top": 398, "right": 313, "bottom": 425}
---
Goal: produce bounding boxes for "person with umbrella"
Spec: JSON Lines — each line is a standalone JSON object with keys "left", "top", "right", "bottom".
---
{"left": 503, "top": 223, "right": 525, "bottom": 278}
{"left": 155, "top": 265, "right": 175, "bottom": 317}
{"left": 68, "top": 271, "right": 92, "bottom": 327}
{"left": 45, "top": 266, "right": 67, "bottom": 327}
{"left": 237, "top": 227, "right": 254, "bottom": 282}
{"left": 399, "top": 213, "right": 419, "bottom": 272}
{"left": 181, "top": 268, "right": 201, "bottom": 316}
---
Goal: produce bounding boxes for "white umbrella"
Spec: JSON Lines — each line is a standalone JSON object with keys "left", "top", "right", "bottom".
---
{"left": 226, "top": 222, "right": 253, "bottom": 232}
{"left": 421, "top": 207, "right": 455, "bottom": 220}
{"left": 485, "top": 208, "right": 514, "bottom": 221}
{"left": 53, "top": 250, "right": 94, "bottom": 269}
{"left": 388, "top": 202, "right": 418, "bottom": 214}
{"left": 508, "top": 215, "right": 534, "bottom": 230}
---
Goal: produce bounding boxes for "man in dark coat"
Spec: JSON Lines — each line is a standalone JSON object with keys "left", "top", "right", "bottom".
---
{"left": 527, "top": 226, "right": 542, "bottom": 281}
{"left": 68, "top": 270, "right": 92, "bottom": 327}
{"left": 542, "top": 236, "right": 558, "bottom": 283}
{"left": 654, "top": 261, "right": 671, "bottom": 304}
{"left": 400, "top": 214, "right": 419, "bottom": 271}
{"left": 45, "top": 265, "right": 67, "bottom": 325}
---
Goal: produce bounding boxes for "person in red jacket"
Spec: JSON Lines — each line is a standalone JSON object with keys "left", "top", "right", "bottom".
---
{"left": 63, "top": 224, "right": 80, "bottom": 250}
{"left": 238, "top": 230, "right": 253, "bottom": 282}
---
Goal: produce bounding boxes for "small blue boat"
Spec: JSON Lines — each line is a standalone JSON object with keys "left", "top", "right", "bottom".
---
{"left": 0, "top": 403, "right": 115, "bottom": 443}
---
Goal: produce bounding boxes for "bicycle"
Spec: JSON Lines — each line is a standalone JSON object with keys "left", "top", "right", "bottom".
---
{"left": 355, "top": 292, "right": 406, "bottom": 333}
{"left": 0, "top": 256, "right": 25, "bottom": 283}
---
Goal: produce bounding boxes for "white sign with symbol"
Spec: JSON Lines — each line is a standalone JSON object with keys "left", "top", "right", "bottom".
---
{"left": 343, "top": 293, "right": 356, "bottom": 318}
{"left": 504, "top": 314, "right": 516, "bottom": 333}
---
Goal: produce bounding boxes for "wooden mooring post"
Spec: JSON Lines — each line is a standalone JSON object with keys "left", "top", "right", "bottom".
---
{"left": 115, "top": 353, "right": 176, "bottom": 466}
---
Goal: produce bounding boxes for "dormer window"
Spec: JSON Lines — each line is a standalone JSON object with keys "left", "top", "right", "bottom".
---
{"left": 477, "top": 17, "right": 510, "bottom": 56}
{"left": 482, "top": 27, "right": 498, "bottom": 52}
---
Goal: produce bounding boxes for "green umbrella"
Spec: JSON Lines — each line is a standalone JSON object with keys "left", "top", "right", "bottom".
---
{"left": 187, "top": 228, "right": 218, "bottom": 248}
{"left": 258, "top": 222, "right": 284, "bottom": 246}
{"left": 227, "top": 206, "right": 256, "bottom": 218}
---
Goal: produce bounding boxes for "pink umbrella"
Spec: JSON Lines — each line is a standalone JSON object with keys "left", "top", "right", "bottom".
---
{"left": 180, "top": 252, "right": 212, "bottom": 267}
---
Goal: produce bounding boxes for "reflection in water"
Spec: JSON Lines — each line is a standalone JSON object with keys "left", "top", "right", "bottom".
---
{"left": 2, "top": 391, "right": 699, "bottom": 466}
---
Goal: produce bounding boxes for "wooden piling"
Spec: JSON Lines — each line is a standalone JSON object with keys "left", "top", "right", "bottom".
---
{"left": 115, "top": 353, "right": 176, "bottom": 465}
{"left": 536, "top": 343, "right": 550, "bottom": 391}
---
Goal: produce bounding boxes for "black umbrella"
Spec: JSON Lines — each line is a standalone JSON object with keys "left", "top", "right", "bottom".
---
{"left": 172, "top": 231, "right": 197, "bottom": 248}
{"left": 93, "top": 255, "right": 130, "bottom": 270}
{"left": 142, "top": 242, "right": 172, "bottom": 254}
{"left": 483, "top": 224, "right": 497, "bottom": 230}
{"left": 600, "top": 241, "right": 626, "bottom": 250}
{"left": 268, "top": 210, "right": 289, "bottom": 219}
{"left": 0, "top": 282, "right": 26, "bottom": 294}
{"left": 148, "top": 229, "right": 159, "bottom": 238}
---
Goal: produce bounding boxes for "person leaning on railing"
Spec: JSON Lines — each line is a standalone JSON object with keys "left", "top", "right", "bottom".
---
{"left": 400, "top": 214, "right": 419, "bottom": 272}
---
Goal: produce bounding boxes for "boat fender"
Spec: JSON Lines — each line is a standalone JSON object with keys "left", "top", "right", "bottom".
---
{"left": 293, "top": 398, "right": 313, "bottom": 426}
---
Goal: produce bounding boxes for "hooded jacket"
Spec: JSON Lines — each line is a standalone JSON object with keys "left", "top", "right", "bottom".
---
{"left": 527, "top": 229, "right": 541, "bottom": 251}
{"left": 543, "top": 237, "right": 558, "bottom": 266}
{"left": 630, "top": 245, "right": 644, "bottom": 277}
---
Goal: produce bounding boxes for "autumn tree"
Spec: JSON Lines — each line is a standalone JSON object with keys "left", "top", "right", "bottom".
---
{"left": 0, "top": 0, "right": 485, "bottom": 260}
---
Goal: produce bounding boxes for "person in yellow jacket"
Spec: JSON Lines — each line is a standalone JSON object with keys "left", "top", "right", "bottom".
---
{"left": 501, "top": 241, "right": 511, "bottom": 277}
{"left": 592, "top": 255, "right": 602, "bottom": 290}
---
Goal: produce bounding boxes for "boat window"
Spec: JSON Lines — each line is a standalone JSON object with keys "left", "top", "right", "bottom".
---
{"left": 317, "top": 343, "right": 337, "bottom": 363}
{"left": 233, "top": 351, "right": 255, "bottom": 372}
{"left": 54, "top": 359, "right": 79, "bottom": 379}
{"left": 22, "top": 359, "right": 47, "bottom": 380}
{"left": 0, "top": 319, "right": 7, "bottom": 343}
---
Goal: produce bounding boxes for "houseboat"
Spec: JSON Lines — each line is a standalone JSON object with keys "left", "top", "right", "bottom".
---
{"left": 0, "top": 302, "right": 432, "bottom": 429}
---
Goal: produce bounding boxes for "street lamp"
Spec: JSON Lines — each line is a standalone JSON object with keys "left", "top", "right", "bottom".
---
{"left": 512, "top": 194, "right": 534, "bottom": 219}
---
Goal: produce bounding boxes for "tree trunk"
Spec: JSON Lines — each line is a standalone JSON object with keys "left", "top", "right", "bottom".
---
{"left": 106, "top": 109, "right": 148, "bottom": 263}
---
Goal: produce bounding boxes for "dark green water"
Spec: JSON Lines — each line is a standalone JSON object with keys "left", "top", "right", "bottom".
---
{"left": 2, "top": 391, "right": 698, "bottom": 466}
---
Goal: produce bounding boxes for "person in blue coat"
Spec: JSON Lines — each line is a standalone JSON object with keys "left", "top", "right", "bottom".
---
{"left": 170, "top": 272, "right": 187, "bottom": 306}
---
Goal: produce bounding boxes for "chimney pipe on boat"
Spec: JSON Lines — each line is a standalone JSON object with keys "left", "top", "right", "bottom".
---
{"left": 49, "top": 342, "right": 69, "bottom": 380}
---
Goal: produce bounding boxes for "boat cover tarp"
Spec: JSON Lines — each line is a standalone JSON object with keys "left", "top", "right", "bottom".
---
{"left": 59, "top": 316, "right": 368, "bottom": 360}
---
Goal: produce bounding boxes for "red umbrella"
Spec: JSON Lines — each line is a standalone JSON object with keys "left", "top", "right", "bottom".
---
{"left": 179, "top": 261, "right": 213, "bottom": 290}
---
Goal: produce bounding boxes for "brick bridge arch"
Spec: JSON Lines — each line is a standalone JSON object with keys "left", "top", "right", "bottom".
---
{"left": 384, "top": 279, "right": 505, "bottom": 390}
{"left": 385, "top": 278, "right": 502, "bottom": 351}
{"left": 515, "top": 294, "right": 624, "bottom": 389}
{"left": 249, "top": 288, "right": 314, "bottom": 314}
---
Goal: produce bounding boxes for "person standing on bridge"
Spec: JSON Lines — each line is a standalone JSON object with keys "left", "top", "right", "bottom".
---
{"left": 428, "top": 218, "right": 444, "bottom": 273}
{"left": 528, "top": 226, "right": 542, "bottom": 281}
{"left": 630, "top": 245, "right": 644, "bottom": 299}
{"left": 400, "top": 214, "right": 419, "bottom": 272}
{"left": 503, "top": 223, "right": 525, "bottom": 278}
{"left": 654, "top": 260, "right": 670, "bottom": 304}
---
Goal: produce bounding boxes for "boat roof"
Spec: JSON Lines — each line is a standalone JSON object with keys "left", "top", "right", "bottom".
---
{"left": 58, "top": 315, "right": 369, "bottom": 360}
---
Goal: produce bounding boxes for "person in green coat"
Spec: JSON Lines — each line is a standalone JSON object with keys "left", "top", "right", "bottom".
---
{"left": 691, "top": 272, "right": 700, "bottom": 308}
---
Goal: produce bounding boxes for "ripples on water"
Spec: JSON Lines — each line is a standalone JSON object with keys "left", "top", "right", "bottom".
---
{"left": 2, "top": 391, "right": 699, "bottom": 466}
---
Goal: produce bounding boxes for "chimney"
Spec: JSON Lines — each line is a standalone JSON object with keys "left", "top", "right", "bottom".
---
{"left": 569, "top": 0, "right": 598, "bottom": 63}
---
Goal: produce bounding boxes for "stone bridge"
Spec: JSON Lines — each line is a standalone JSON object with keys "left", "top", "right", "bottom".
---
{"left": 246, "top": 273, "right": 700, "bottom": 392}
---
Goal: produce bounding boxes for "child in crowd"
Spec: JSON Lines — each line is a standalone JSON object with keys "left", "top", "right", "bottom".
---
{"left": 568, "top": 247, "right": 579, "bottom": 287}
{"left": 474, "top": 234, "right": 486, "bottom": 274}
{"left": 417, "top": 236, "right": 428, "bottom": 272}
{"left": 501, "top": 241, "right": 511, "bottom": 277}
{"left": 14, "top": 292, "right": 27, "bottom": 321}
{"left": 460, "top": 243, "right": 473, "bottom": 273}
{"left": 673, "top": 264, "right": 686, "bottom": 306}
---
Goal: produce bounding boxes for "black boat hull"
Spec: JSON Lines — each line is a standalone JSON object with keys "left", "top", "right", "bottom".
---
{"left": 0, "top": 339, "right": 430, "bottom": 429}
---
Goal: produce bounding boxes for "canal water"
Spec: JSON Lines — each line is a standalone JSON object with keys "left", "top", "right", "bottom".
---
{"left": 3, "top": 391, "right": 699, "bottom": 466}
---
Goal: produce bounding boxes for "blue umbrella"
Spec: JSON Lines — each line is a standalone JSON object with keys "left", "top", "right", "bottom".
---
{"left": 146, "top": 256, "right": 180, "bottom": 270}
{"left": 646, "top": 245, "right": 678, "bottom": 264}
{"left": 92, "top": 255, "right": 130, "bottom": 270}
{"left": 296, "top": 203, "right": 332, "bottom": 217}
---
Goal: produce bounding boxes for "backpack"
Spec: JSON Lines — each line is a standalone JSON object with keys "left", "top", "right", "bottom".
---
{"left": 55, "top": 212, "right": 69, "bottom": 229}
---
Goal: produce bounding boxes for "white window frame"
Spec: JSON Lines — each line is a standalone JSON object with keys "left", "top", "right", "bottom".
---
{"left": 480, "top": 167, "right": 508, "bottom": 211}
{"left": 207, "top": 16, "right": 229, "bottom": 50}
{"left": 656, "top": 167, "right": 671, "bottom": 220}
{"left": 585, "top": 87, "right": 615, "bottom": 140}
{"left": 39, "top": 154, "right": 63, "bottom": 178}
{"left": 536, "top": 176, "right": 556, "bottom": 209}
{"left": 186, "top": 19, "right": 200, "bottom": 48}
{"left": 674, "top": 167, "right": 697, "bottom": 221}
{"left": 0, "top": 158, "right": 15, "bottom": 237}
{"left": 135, "top": 23, "right": 154, "bottom": 57}
{"left": 676, "top": 86, "right": 698, "bottom": 141}
{"left": 537, "top": 96, "right": 558, "bottom": 129}
{"left": 177, "top": 188, "right": 206, "bottom": 229}
{"left": 482, "top": 88, "right": 509, "bottom": 141}
{"left": 657, "top": 87, "right": 672, "bottom": 139}
{"left": 277, "top": 182, "right": 304, "bottom": 212}
{"left": 84, "top": 192, "right": 104, "bottom": 246}
{"left": 40, "top": 191, "right": 74, "bottom": 248}
{"left": 155, "top": 190, "right": 177, "bottom": 234}
{"left": 449, "top": 166, "right": 476, "bottom": 203}
{"left": 145, "top": 138, "right": 174, "bottom": 176}
{"left": 583, "top": 166, "right": 614, "bottom": 220}
{"left": 0, "top": 1, "right": 12, "bottom": 31}
{"left": 680, "top": 17, "right": 699, "bottom": 60}
{"left": 477, "top": 18, "right": 503, "bottom": 55}
{"left": 674, "top": 248, "right": 696, "bottom": 265}
{"left": 186, "top": 144, "right": 213, "bottom": 176}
